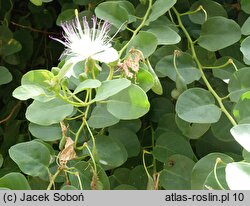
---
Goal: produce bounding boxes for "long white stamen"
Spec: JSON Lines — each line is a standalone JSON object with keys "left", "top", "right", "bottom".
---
{"left": 74, "top": 10, "right": 85, "bottom": 39}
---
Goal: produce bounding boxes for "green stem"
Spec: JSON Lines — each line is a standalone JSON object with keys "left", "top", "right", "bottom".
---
{"left": 107, "top": 65, "right": 114, "bottom": 80}
{"left": 143, "top": 150, "right": 151, "bottom": 178}
{"left": 83, "top": 118, "right": 96, "bottom": 154}
{"left": 57, "top": 93, "right": 85, "bottom": 107}
{"left": 173, "top": 7, "right": 237, "bottom": 126}
{"left": 76, "top": 172, "right": 83, "bottom": 190}
{"left": 179, "top": 5, "right": 203, "bottom": 16}
{"left": 84, "top": 143, "right": 97, "bottom": 173}
{"left": 173, "top": 50, "right": 182, "bottom": 76}
{"left": 118, "top": 0, "right": 153, "bottom": 58}
{"left": 214, "top": 158, "right": 226, "bottom": 190}
{"left": 65, "top": 113, "right": 84, "bottom": 121}
{"left": 74, "top": 120, "right": 85, "bottom": 147}
{"left": 230, "top": 59, "right": 238, "bottom": 71}
{"left": 150, "top": 126, "right": 157, "bottom": 174}
{"left": 65, "top": 86, "right": 86, "bottom": 104}
{"left": 47, "top": 169, "right": 61, "bottom": 190}
{"left": 203, "top": 59, "right": 233, "bottom": 69}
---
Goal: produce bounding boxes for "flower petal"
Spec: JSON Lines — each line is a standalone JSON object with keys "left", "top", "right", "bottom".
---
{"left": 92, "top": 47, "right": 119, "bottom": 63}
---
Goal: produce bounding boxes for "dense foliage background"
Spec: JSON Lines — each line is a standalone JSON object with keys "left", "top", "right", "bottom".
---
{"left": 1, "top": 0, "right": 250, "bottom": 190}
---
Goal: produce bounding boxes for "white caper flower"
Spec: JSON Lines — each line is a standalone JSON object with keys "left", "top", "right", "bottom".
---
{"left": 53, "top": 10, "right": 119, "bottom": 77}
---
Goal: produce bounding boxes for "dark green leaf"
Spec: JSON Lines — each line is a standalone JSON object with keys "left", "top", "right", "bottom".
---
{"left": 95, "top": 2, "right": 129, "bottom": 28}
{"left": 198, "top": 17, "right": 241, "bottom": 51}
{"left": 107, "top": 84, "right": 150, "bottom": 120}
{"left": 29, "top": 123, "right": 62, "bottom": 141}
{"left": 176, "top": 88, "right": 221, "bottom": 123}
{"left": 26, "top": 98, "right": 74, "bottom": 126}
{"left": 0, "top": 66, "right": 12, "bottom": 85}
{"left": 146, "top": 0, "right": 177, "bottom": 24}
{"left": 9, "top": 141, "right": 51, "bottom": 177}
{"left": 153, "top": 131, "right": 194, "bottom": 162}
{"left": 0, "top": 173, "right": 31, "bottom": 190}
{"left": 160, "top": 155, "right": 195, "bottom": 189}
{"left": 127, "top": 31, "right": 158, "bottom": 58}
{"left": 228, "top": 67, "right": 250, "bottom": 102}
{"left": 189, "top": 0, "right": 227, "bottom": 24}
{"left": 87, "top": 104, "right": 119, "bottom": 128}
{"left": 191, "top": 153, "right": 233, "bottom": 189}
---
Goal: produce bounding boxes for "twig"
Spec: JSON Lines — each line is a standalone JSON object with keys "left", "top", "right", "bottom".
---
{"left": 0, "top": 101, "right": 21, "bottom": 124}
{"left": 10, "top": 21, "right": 60, "bottom": 35}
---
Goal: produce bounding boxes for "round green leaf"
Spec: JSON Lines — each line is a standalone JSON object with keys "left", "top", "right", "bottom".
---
{"left": 128, "top": 165, "right": 148, "bottom": 190}
{"left": 87, "top": 104, "right": 119, "bottom": 128}
{"left": 233, "top": 96, "right": 250, "bottom": 122}
{"left": 240, "top": 36, "right": 250, "bottom": 65}
{"left": 211, "top": 114, "right": 235, "bottom": 142}
{"left": 26, "top": 98, "right": 74, "bottom": 126}
{"left": 107, "top": 84, "right": 150, "bottom": 120}
{"left": 85, "top": 135, "right": 128, "bottom": 170}
{"left": 226, "top": 162, "right": 250, "bottom": 189}
{"left": 69, "top": 161, "right": 110, "bottom": 189}
{"left": 147, "top": 60, "right": 163, "bottom": 95}
{"left": 21, "top": 70, "right": 54, "bottom": 87}
{"left": 176, "top": 88, "right": 221, "bottom": 123}
{"left": 95, "top": 2, "right": 129, "bottom": 28}
{"left": 109, "top": 168, "right": 131, "bottom": 188}
{"left": 0, "top": 37, "right": 22, "bottom": 57}
{"left": 213, "top": 57, "right": 245, "bottom": 83}
{"left": 0, "top": 25, "right": 12, "bottom": 41}
{"left": 109, "top": 128, "right": 140, "bottom": 157}
{"left": 189, "top": 0, "right": 227, "bottom": 25}
{"left": 231, "top": 124, "right": 250, "bottom": 152}
{"left": 175, "top": 115, "right": 210, "bottom": 139}
{"left": 241, "top": 0, "right": 250, "bottom": 14}
{"left": 126, "top": 31, "right": 158, "bottom": 58}
{"left": 155, "top": 53, "right": 201, "bottom": 83}
{"left": 136, "top": 67, "right": 154, "bottom": 92}
{"left": 241, "top": 17, "right": 250, "bottom": 35}
{"left": 155, "top": 113, "right": 182, "bottom": 138}
{"left": 147, "top": 24, "right": 180, "bottom": 45}
{"left": 204, "top": 166, "right": 229, "bottom": 190}
{"left": 195, "top": 129, "right": 242, "bottom": 158}
{"left": 13, "top": 84, "right": 47, "bottom": 101}
{"left": 29, "top": 123, "right": 62, "bottom": 141}
{"left": 191, "top": 153, "right": 233, "bottom": 189}
{"left": 160, "top": 155, "right": 195, "bottom": 189}
{"left": 56, "top": 9, "right": 75, "bottom": 26}
{"left": 9, "top": 141, "right": 51, "bottom": 176}
{"left": 228, "top": 67, "right": 250, "bottom": 102}
{"left": 0, "top": 66, "right": 12, "bottom": 85}
{"left": 146, "top": 0, "right": 177, "bottom": 24}
{"left": 74, "top": 79, "right": 101, "bottom": 94}
{"left": 0, "top": 173, "right": 31, "bottom": 190}
{"left": 94, "top": 78, "right": 131, "bottom": 101}
{"left": 192, "top": 46, "right": 216, "bottom": 66}
{"left": 109, "top": 119, "right": 141, "bottom": 133}
{"left": 198, "top": 17, "right": 241, "bottom": 51}
{"left": 114, "top": 1, "right": 136, "bottom": 23}
{"left": 153, "top": 131, "right": 194, "bottom": 162}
